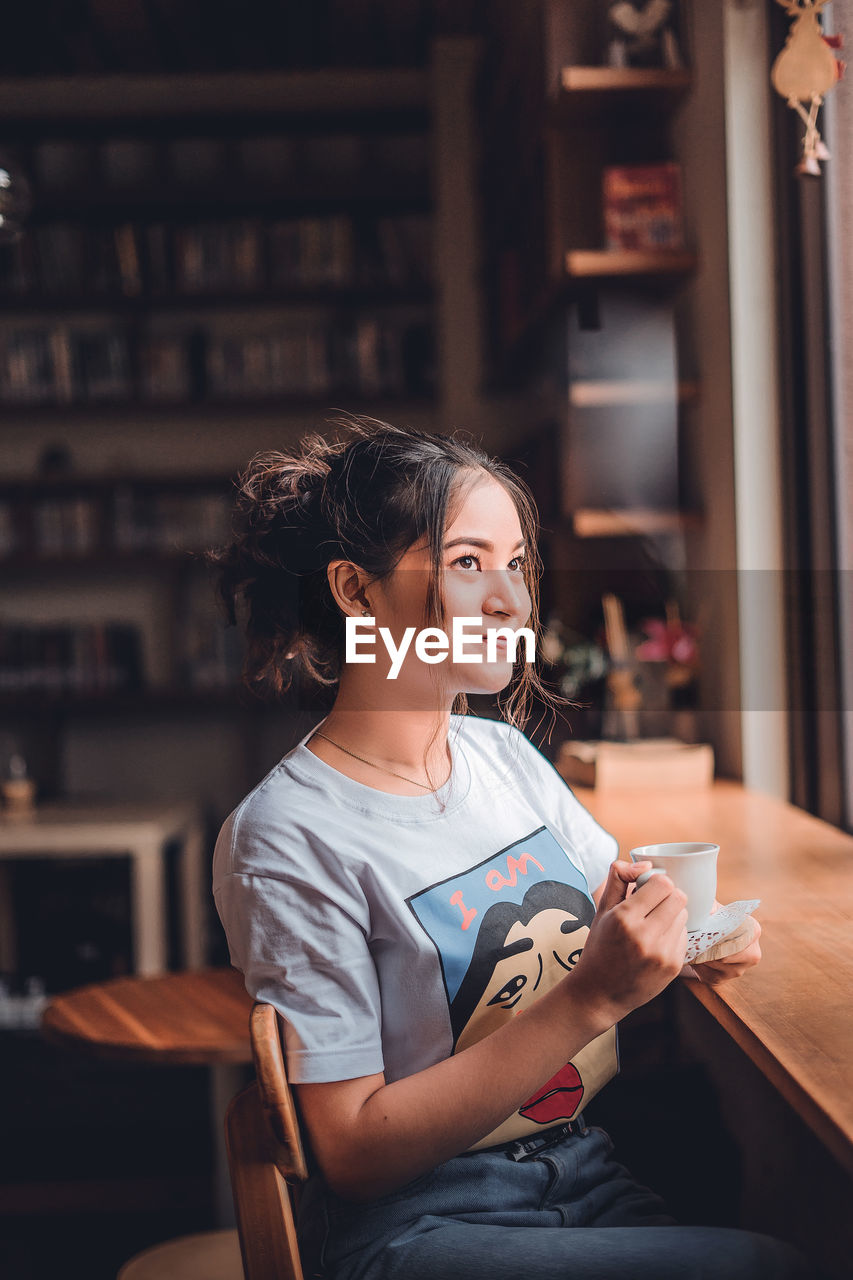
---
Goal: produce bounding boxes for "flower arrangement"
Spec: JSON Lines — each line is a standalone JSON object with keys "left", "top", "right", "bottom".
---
{"left": 540, "top": 597, "right": 701, "bottom": 740}
{"left": 634, "top": 605, "right": 700, "bottom": 706}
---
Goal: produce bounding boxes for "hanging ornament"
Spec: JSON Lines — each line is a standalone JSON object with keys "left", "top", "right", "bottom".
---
{"left": 771, "top": 0, "right": 845, "bottom": 177}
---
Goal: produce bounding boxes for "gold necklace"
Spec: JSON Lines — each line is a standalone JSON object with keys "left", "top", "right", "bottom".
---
{"left": 311, "top": 731, "right": 440, "bottom": 791}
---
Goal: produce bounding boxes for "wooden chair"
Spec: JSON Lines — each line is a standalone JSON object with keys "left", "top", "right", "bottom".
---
{"left": 225, "top": 1001, "right": 311, "bottom": 1280}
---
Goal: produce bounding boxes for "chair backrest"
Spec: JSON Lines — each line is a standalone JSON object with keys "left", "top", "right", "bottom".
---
{"left": 225, "top": 1002, "right": 310, "bottom": 1280}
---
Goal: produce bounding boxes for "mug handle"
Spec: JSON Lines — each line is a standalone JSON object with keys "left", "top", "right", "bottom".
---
{"left": 636, "top": 867, "right": 668, "bottom": 888}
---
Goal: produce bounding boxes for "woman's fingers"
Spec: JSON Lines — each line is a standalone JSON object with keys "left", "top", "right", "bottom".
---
{"left": 692, "top": 925, "right": 762, "bottom": 983}
{"left": 628, "top": 875, "right": 688, "bottom": 966}
{"left": 660, "top": 899, "right": 689, "bottom": 952}
{"left": 596, "top": 859, "right": 653, "bottom": 914}
{"left": 629, "top": 872, "right": 686, "bottom": 920}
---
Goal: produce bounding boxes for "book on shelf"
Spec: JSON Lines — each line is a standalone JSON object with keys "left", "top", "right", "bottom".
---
{"left": 206, "top": 326, "right": 335, "bottom": 398}
{"left": 181, "top": 578, "right": 245, "bottom": 690}
{"left": 0, "top": 502, "right": 14, "bottom": 557}
{"left": 556, "top": 738, "right": 714, "bottom": 789}
{"left": 0, "top": 223, "right": 146, "bottom": 298}
{"left": 602, "top": 163, "right": 684, "bottom": 252}
{"left": 174, "top": 219, "right": 263, "bottom": 293}
{"left": 268, "top": 216, "right": 355, "bottom": 288}
{"left": 48, "top": 327, "right": 74, "bottom": 403}
{"left": 32, "top": 497, "right": 99, "bottom": 557}
{"left": 112, "top": 486, "right": 230, "bottom": 553}
{"left": 0, "top": 212, "right": 432, "bottom": 305}
{"left": 0, "top": 622, "right": 144, "bottom": 696}
{"left": 0, "top": 329, "right": 57, "bottom": 403}
{"left": 73, "top": 330, "right": 132, "bottom": 401}
{"left": 113, "top": 224, "right": 143, "bottom": 296}
{"left": 373, "top": 215, "right": 433, "bottom": 286}
{"left": 204, "top": 316, "right": 433, "bottom": 400}
{"left": 0, "top": 325, "right": 133, "bottom": 405}
{"left": 138, "top": 334, "right": 194, "bottom": 401}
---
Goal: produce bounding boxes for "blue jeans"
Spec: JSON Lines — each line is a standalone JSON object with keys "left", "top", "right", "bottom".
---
{"left": 299, "top": 1121, "right": 816, "bottom": 1280}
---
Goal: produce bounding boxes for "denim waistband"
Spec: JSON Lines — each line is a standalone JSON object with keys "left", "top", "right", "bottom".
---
{"left": 480, "top": 1113, "right": 589, "bottom": 1162}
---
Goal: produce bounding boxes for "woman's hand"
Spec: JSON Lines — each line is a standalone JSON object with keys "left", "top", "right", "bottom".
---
{"left": 572, "top": 859, "right": 688, "bottom": 1026}
{"left": 688, "top": 905, "right": 762, "bottom": 985}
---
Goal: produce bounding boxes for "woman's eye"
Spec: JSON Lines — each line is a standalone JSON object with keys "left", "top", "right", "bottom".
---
{"left": 451, "top": 554, "right": 526, "bottom": 572}
{"left": 487, "top": 973, "right": 527, "bottom": 1008}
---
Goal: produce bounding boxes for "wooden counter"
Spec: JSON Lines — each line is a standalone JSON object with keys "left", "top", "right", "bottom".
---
{"left": 580, "top": 780, "right": 853, "bottom": 1177}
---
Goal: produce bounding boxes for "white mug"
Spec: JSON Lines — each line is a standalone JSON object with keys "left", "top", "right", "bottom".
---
{"left": 629, "top": 842, "right": 719, "bottom": 931}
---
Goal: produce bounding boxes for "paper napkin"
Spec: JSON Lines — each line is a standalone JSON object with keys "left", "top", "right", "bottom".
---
{"left": 685, "top": 899, "right": 761, "bottom": 964}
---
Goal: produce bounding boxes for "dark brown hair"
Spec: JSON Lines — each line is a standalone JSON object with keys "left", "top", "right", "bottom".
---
{"left": 211, "top": 416, "right": 566, "bottom": 736}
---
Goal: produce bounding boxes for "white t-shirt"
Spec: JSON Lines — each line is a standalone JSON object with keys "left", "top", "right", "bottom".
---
{"left": 213, "top": 713, "right": 620, "bottom": 1147}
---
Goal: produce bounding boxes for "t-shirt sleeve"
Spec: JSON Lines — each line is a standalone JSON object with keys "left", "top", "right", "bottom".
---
{"left": 214, "top": 824, "right": 385, "bottom": 1085}
{"left": 508, "top": 726, "right": 619, "bottom": 893}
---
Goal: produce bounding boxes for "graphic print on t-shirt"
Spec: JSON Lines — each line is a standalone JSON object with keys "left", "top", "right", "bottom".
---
{"left": 406, "top": 825, "right": 618, "bottom": 1149}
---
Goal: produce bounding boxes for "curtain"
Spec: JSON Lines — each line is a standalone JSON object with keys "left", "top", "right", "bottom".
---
{"left": 770, "top": 0, "right": 850, "bottom": 826}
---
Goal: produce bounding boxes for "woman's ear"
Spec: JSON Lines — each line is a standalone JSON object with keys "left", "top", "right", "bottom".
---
{"left": 327, "top": 560, "right": 373, "bottom": 618}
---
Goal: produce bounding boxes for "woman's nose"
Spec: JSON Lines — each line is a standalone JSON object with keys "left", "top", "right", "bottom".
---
{"left": 480, "top": 570, "right": 529, "bottom": 619}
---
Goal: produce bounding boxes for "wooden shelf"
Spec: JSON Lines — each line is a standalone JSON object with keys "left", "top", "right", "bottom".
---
{"left": 0, "top": 284, "right": 435, "bottom": 316}
{"left": 553, "top": 67, "right": 692, "bottom": 118}
{"left": 0, "top": 472, "right": 232, "bottom": 497}
{"left": 569, "top": 380, "right": 700, "bottom": 408}
{"left": 0, "top": 688, "right": 269, "bottom": 716}
{"left": 31, "top": 180, "right": 432, "bottom": 223}
{"left": 0, "top": 69, "right": 430, "bottom": 127}
{"left": 564, "top": 249, "right": 697, "bottom": 282}
{"left": 0, "top": 391, "right": 436, "bottom": 422}
{"left": 0, "top": 551, "right": 212, "bottom": 577}
{"left": 572, "top": 508, "right": 702, "bottom": 539}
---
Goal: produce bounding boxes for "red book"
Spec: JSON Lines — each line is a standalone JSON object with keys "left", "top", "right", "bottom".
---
{"left": 603, "top": 163, "right": 684, "bottom": 251}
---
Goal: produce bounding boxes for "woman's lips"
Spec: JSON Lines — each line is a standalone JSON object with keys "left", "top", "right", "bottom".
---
{"left": 518, "top": 1063, "right": 584, "bottom": 1126}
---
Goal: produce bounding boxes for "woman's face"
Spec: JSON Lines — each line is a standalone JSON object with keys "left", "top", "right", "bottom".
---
{"left": 368, "top": 471, "right": 533, "bottom": 696}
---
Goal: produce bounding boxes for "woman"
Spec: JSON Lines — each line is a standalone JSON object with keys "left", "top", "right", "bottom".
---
{"left": 212, "top": 418, "right": 810, "bottom": 1279}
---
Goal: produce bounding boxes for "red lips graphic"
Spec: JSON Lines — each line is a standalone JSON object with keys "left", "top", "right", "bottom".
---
{"left": 518, "top": 1062, "right": 584, "bottom": 1126}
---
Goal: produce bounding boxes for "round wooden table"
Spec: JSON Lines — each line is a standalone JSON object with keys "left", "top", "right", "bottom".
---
{"left": 41, "top": 967, "right": 253, "bottom": 1228}
{"left": 42, "top": 967, "right": 253, "bottom": 1066}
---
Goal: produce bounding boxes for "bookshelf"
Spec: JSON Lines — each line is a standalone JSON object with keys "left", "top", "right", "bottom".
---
{"left": 481, "top": 0, "right": 701, "bottom": 659}
{"left": 552, "top": 66, "right": 693, "bottom": 118}
{"left": 0, "top": 46, "right": 486, "bottom": 820}
{"left": 0, "top": 43, "right": 492, "bottom": 1260}
{"left": 0, "top": 71, "right": 437, "bottom": 415}
{"left": 0, "top": 68, "right": 440, "bottom": 684}
{"left": 0, "top": 474, "right": 243, "bottom": 706}
{"left": 563, "top": 248, "right": 697, "bottom": 281}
